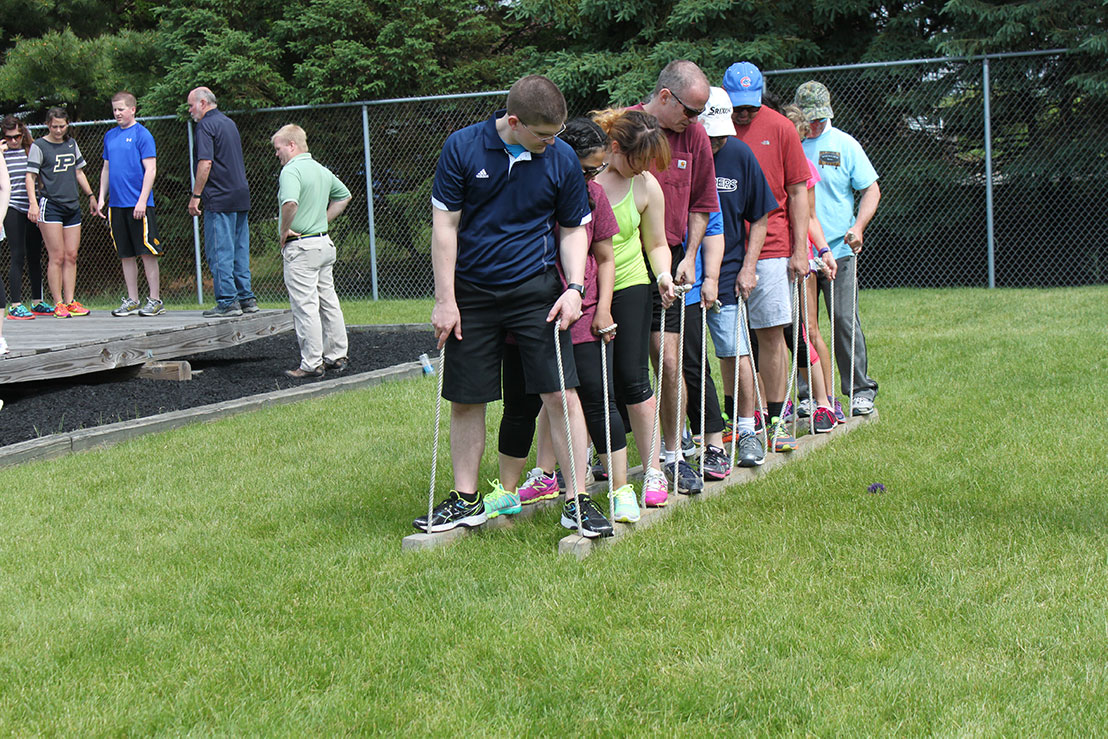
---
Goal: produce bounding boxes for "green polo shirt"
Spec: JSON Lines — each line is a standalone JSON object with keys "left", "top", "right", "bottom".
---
{"left": 278, "top": 153, "right": 351, "bottom": 236}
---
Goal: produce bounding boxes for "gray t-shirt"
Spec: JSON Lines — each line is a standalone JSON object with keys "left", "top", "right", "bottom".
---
{"left": 27, "top": 138, "right": 86, "bottom": 208}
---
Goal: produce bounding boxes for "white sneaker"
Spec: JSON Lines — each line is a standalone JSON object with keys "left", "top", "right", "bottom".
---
{"left": 0, "top": 336, "right": 8, "bottom": 355}
{"left": 852, "top": 397, "right": 875, "bottom": 415}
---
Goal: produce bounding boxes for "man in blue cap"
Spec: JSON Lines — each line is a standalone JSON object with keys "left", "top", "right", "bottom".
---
{"left": 722, "top": 61, "right": 810, "bottom": 452}
{"left": 794, "top": 80, "right": 880, "bottom": 415}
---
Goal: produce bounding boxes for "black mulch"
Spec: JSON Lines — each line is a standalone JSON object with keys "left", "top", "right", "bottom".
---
{"left": 0, "top": 327, "right": 437, "bottom": 448}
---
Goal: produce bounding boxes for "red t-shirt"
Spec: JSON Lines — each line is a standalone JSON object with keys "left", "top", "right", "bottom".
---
{"left": 734, "top": 106, "right": 810, "bottom": 260}
{"left": 629, "top": 104, "right": 718, "bottom": 248}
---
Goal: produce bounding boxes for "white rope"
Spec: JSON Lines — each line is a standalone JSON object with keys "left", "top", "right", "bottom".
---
{"left": 647, "top": 300, "right": 666, "bottom": 510}
{"left": 425, "top": 346, "right": 446, "bottom": 534}
{"left": 740, "top": 299, "right": 766, "bottom": 446}
{"left": 672, "top": 294, "right": 687, "bottom": 498}
{"left": 829, "top": 266, "right": 837, "bottom": 415}
{"left": 802, "top": 273, "right": 814, "bottom": 436}
{"left": 598, "top": 326, "right": 616, "bottom": 523}
{"left": 553, "top": 321, "right": 583, "bottom": 533}
{"left": 849, "top": 253, "right": 858, "bottom": 418}
{"left": 699, "top": 303, "right": 707, "bottom": 481}
{"left": 729, "top": 300, "right": 741, "bottom": 469}
{"left": 784, "top": 278, "right": 801, "bottom": 442}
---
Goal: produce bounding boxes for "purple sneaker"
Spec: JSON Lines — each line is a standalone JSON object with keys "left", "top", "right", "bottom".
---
{"left": 833, "top": 398, "right": 847, "bottom": 424}
{"left": 517, "top": 467, "right": 558, "bottom": 505}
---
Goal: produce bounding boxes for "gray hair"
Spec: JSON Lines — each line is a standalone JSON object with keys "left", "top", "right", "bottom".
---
{"left": 193, "top": 87, "right": 218, "bottom": 107}
{"left": 651, "top": 60, "right": 708, "bottom": 98}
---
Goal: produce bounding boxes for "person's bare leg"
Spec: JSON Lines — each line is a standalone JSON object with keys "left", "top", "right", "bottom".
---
{"left": 738, "top": 355, "right": 756, "bottom": 417}
{"left": 40, "top": 223, "right": 65, "bottom": 306}
{"left": 61, "top": 225, "right": 80, "bottom": 304}
{"left": 805, "top": 276, "right": 833, "bottom": 404}
{"left": 450, "top": 402, "right": 487, "bottom": 494}
{"left": 650, "top": 330, "right": 682, "bottom": 457}
{"left": 755, "top": 327, "right": 788, "bottom": 406}
{"left": 539, "top": 388, "right": 589, "bottom": 499}
{"left": 141, "top": 254, "right": 160, "bottom": 301}
{"left": 625, "top": 397, "right": 662, "bottom": 476}
{"left": 719, "top": 356, "right": 735, "bottom": 404}
{"left": 121, "top": 257, "right": 139, "bottom": 302}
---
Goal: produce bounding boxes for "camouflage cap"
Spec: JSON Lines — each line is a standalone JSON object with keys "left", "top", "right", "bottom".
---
{"left": 794, "top": 80, "right": 834, "bottom": 120}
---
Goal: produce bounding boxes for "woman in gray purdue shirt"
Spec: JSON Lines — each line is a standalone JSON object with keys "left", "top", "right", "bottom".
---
{"left": 26, "top": 107, "right": 101, "bottom": 318}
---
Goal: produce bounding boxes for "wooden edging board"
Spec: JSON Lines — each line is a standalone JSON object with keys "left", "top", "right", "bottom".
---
{"left": 0, "top": 361, "right": 425, "bottom": 469}
{"left": 402, "top": 410, "right": 880, "bottom": 555}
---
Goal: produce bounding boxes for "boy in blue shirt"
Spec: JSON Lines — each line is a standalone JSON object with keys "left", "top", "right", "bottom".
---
{"left": 415, "top": 75, "right": 611, "bottom": 538}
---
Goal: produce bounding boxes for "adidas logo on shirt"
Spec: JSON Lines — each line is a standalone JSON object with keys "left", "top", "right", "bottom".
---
{"left": 476, "top": 169, "right": 489, "bottom": 179}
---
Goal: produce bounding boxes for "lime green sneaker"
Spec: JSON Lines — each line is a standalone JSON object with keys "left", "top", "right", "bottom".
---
{"left": 611, "top": 483, "right": 640, "bottom": 523}
{"left": 483, "top": 479, "right": 521, "bottom": 518}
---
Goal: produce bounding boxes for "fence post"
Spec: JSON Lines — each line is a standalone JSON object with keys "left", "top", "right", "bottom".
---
{"left": 361, "top": 105, "right": 379, "bottom": 301}
{"left": 187, "top": 119, "right": 204, "bottom": 304}
{"left": 983, "top": 56, "right": 996, "bottom": 288}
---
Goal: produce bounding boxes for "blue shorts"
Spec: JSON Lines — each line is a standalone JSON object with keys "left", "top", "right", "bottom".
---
{"left": 706, "top": 303, "right": 752, "bottom": 358}
{"left": 38, "top": 198, "right": 82, "bottom": 228}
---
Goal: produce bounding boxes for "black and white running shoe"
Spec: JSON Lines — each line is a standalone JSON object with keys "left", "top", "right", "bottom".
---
{"left": 561, "top": 494, "right": 614, "bottom": 538}
{"left": 737, "top": 429, "right": 765, "bottom": 467}
{"left": 667, "top": 458, "right": 704, "bottom": 495}
{"left": 413, "top": 490, "right": 488, "bottom": 533}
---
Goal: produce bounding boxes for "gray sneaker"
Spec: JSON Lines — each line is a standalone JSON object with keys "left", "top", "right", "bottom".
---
{"left": 240, "top": 298, "right": 259, "bottom": 314}
{"left": 851, "top": 397, "right": 875, "bottom": 416}
{"left": 203, "top": 302, "right": 243, "bottom": 318}
{"left": 737, "top": 429, "right": 765, "bottom": 467}
{"left": 138, "top": 297, "right": 165, "bottom": 316}
{"left": 666, "top": 457, "right": 703, "bottom": 495}
{"left": 111, "top": 297, "right": 140, "bottom": 317}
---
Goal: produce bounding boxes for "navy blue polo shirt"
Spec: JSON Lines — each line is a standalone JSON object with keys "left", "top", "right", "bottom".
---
{"left": 194, "top": 109, "right": 251, "bottom": 213}
{"left": 714, "top": 137, "right": 776, "bottom": 305}
{"left": 431, "top": 110, "right": 591, "bottom": 286}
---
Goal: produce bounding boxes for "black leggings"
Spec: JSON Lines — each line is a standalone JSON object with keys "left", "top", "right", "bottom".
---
{"left": 609, "top": 283, "right": 654, "bottom": 406}
{"left": 499, "top": 340, "right": 627, "bottom": 457}
{"left": 5, "top": 207, "right": 44, "bottom": 304}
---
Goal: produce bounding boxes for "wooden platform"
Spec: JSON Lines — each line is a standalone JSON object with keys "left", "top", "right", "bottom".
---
{"left": 0, "top": 309, "right": 294, "bottom": 385}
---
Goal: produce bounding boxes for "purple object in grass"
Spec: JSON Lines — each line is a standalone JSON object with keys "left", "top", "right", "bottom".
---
{"left": 867, "top": 483, "right": 886, "bottom": 494}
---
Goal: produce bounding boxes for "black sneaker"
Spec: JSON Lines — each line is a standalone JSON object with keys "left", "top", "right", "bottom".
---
{"left": 666, "top": 458, "right": 703, "bottom": 495}
{"left": 701, "top": 444, "right": 731, "bottom": 481}
{"left": 737, "top": 429, "right": 765, "bottom": 467}
{"left": 590, "top": 446, "right": 608, "bottom": 482}
{"left": 202, "top": 302, "right": 243, "bottom": 318}
{"left": 240, "top": 298, "right": 259, "bottom": 314}
{"left": 412, "top": 490, "right": 487, "bottom": 533}
{"left": 560, "top": 494, "right": 613, "bottom": 538}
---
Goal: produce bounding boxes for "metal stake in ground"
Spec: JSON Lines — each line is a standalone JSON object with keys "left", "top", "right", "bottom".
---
{"left": 425, "top": 346, "right": 446, "bottom": 535}
{"left": 553, "top": 322, "right": 583, "bottom": 533}
{"left": 598, "top": 322, "right": 617, "bottom": 522}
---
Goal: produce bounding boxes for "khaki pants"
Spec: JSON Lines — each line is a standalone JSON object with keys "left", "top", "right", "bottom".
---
{"left": 282, "top": 236, "right": 348, "bottom": 371}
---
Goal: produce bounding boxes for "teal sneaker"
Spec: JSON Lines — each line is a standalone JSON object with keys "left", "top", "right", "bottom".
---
{"left": 610, "top": 484, "right": 640, "bottom": 523}
{"left": 483, "top": 479, "right": 521, "bottom": 518}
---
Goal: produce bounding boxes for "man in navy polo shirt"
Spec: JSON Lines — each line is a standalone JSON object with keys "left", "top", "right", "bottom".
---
{"left": 414, "top": 75, "right": 612, "bottom": 538}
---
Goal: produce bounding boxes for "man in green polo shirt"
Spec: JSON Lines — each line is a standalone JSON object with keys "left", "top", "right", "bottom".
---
{"left": 272, "top": 124, "right": 353, "bottom": 379}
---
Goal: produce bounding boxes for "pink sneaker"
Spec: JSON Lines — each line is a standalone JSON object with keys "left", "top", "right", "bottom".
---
{"left": 643, "top": 468, "right": 669, "bottom": 508}
{"left": 517, "top": 467, "right": 558, "bottom": 504}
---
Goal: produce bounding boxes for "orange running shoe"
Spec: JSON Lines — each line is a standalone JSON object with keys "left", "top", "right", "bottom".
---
{"left": 54, "top": 302, "right": 71, "bottom": 318}
{"left": 67, "top": 300, "right": 90, "bottom": 316}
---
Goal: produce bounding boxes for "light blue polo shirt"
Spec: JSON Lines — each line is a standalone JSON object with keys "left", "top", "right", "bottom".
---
{"left": 431, "top": 110, "right": 591, "bottom": 286}
{"left": 802, "top": 125, "right": 878, "bottom": 260}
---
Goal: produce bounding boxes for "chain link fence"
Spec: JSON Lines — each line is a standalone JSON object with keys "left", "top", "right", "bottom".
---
{"left": 3, "top": 50, "right": 1104, "bottom": 306}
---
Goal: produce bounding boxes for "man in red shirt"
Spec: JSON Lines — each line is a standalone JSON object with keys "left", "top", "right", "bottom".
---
{"left": 723, "top": 61, "right": 810, "bottom": 452}
{"left": 632, "top": 60, "right": 721, "bottom": 494}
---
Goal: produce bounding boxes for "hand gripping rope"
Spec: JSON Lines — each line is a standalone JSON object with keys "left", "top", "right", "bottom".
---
{"left": 597, "top": 322, "right": 617, "bottom": 523}
{"left": 425, "top": 346, "right": 447, "bottom": 535}
{"left": 553, "top": 321, "right": 584, "bottom": 534}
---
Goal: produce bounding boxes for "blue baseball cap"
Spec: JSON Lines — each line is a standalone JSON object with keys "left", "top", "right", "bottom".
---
{"left": 722, "top": 62, "right": 763, "bottom": 107}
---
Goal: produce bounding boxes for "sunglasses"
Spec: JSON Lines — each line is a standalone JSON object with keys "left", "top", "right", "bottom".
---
{"left": 3, "top": 134, "right": 22, "bottom": 141}
{"left": 582, "top": 162, "right": 609, "bottom": 179}
{"left": 669, "top": 90, "right": 705, "bottom": 119}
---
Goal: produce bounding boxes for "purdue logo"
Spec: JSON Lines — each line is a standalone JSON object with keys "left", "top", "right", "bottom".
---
{"left": 52, "top": 153, "right": 77, "bottom": 173}
{"left": 717, "top": 176, "right": 738, "bottom": 192}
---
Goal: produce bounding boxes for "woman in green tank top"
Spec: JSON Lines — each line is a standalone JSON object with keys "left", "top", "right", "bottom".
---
{"left": 590, "top": 108, "right": 678, "bottom": 508}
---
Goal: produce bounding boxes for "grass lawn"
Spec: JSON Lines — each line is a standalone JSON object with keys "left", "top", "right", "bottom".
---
{"left": 1, "top": 286, "right": 1106, "bottom": 733}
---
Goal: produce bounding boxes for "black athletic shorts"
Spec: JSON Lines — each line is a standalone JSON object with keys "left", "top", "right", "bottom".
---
{"left": 109, "top": 207, "right": 162, "bottom": 258}
{"left": 443, "top": 267, "right": 577, "bottom": 404}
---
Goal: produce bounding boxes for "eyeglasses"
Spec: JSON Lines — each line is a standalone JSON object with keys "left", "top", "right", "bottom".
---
{"left": 582, "top": 162, "right": 609, "bottom": 179}
{"left": 519, "top": 120, "right": 567, "bottom": 144}
{"left": 668, "top": 90, "right": 705, "bottom": 119}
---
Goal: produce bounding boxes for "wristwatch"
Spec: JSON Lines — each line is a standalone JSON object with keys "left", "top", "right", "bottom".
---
{"left": 567, "top": 283, "right": 585, "bottom": 298}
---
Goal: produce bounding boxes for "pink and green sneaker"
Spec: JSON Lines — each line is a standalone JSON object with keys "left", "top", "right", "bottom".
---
{"left": 517, "top": 467, "right": 558, "bottom": 505}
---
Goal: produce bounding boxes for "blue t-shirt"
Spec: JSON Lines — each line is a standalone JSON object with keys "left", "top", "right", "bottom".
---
{"left": 802, "top": 124, "right": 878, "bottom": 260}
{"left": 194, "top": 109, "right": 251, "bottom": 213}
{"left": 683, "top": 209, "right": 723, "bottom": 306}
{"left": 693, "top": 137, "right": 776, "bottom": 306}
{"left": 431, "top": 110, "right": 591, "bottom": 286}
{"left": 103, "top": 122, "right": 156, "bottom": 208}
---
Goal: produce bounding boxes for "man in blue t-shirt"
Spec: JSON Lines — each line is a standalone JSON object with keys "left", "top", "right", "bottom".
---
{"left": 187, "top": 86, "right": 256, "bottom": 318}
{"left": 414, "top": 75, "right": 610, "bottom": 538}
{"left": 698, "top": 88, "right": 776, "bottom": 466}
{"left": 98, "top": 91, "right": 164, "bottom": 317}
{"left": 795, "top": 81, "right": 881, "bottom": 415}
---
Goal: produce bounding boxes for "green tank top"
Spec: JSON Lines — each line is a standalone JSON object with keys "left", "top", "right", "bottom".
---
{"left": 611, "top": 179, "right": 650, "bottom": 291}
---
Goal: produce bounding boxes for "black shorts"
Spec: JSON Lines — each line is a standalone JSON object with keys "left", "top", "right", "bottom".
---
{"left": 38, "top": 198, "right": 81, "bottom": 228}
{"left": 649, "top": 244, "right": 685, "bottom": 333}
{"left": 443, "top": 267, "right": 577, "bottom": 404}
{"left": 109, "top": 207, "right": 162, "bottom": 258}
